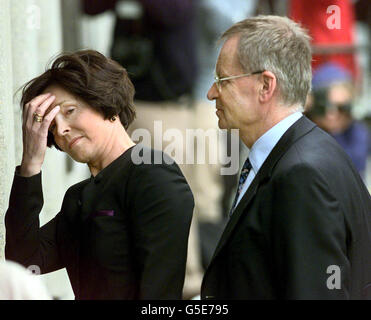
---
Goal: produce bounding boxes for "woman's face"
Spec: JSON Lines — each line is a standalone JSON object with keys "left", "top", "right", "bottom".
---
{"left": 43, "top": 84, "right": 114, "bottom": 164}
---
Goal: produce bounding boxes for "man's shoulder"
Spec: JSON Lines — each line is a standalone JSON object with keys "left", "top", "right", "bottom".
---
{"left": 274, "top": 125, "right": 352, "bottom": 176}
{"left": 270, "top": 125, "right": 365, "bottom": 198}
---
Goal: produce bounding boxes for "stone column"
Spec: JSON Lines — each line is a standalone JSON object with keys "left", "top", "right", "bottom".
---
{"left": 37, "top": 0, "right": 63, "bottom": 72}
{"left": 61, "top": 0, "right": 83, "bottom": 52}
{"left": 11, "top": 0, "right": 40, "bottom": 166}
{"left": 0, "top": 0, "right": 16, "bottom": 260}
{"left": 8, "top": 0, "right": 66, "bottom": 242}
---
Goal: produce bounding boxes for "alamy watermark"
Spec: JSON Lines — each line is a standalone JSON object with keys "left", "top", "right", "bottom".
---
{"left": 327, "top": 5, "right": 341, "bottom": 30}
{"left": 326, "top": 265, "right": 341, "bottom": 290}
{"left": 27, "top": 264, "right": 41, "bottom": 275}
{"left": 130, "top": 121, "right": 240, "bottom": 175}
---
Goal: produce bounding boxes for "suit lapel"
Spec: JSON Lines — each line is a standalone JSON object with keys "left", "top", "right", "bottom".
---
{"left": 207, "top": 116, "right": 316, "bottom": 266}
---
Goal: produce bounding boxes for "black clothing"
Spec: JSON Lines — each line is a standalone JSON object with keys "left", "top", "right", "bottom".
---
{"left": 201, "top": 117, "right": 371, "bottom": 299}
{"left": 5, "top": 146, "right": 194, "bottom": 299}
{"left": 82, "top": 0, "right": 197, "bottom": 101}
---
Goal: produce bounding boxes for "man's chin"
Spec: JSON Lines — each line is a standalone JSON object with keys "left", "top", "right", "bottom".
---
{"left": 218, "top": 118, "right": 233, "bottom": 130}
{"left": 217, "top": 118, "right": 226, "bottom": 129}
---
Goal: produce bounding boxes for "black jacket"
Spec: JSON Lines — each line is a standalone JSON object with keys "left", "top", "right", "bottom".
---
{"left": 201, "top": 117, "right": 371, "bottom": 299}
{"left": 5, "top": 146, "right": 194, "bottom": 299}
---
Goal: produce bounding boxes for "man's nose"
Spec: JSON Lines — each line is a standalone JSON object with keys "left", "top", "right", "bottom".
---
{"left": 207, "top": 83, "right": 218, "bottom": 101}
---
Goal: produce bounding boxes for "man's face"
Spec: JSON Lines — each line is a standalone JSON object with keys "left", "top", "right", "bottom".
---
{"left": 207, "top": 35, "right": 261, "bottom": 131}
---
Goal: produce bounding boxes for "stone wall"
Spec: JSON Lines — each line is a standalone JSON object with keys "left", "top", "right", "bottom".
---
{"left": 0, "top": 0, "right": 89, "bottom": 299}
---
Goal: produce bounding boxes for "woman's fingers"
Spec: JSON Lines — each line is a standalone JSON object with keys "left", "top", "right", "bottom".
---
{"left": 23, "top": 93, "right": 49, "bottom": 126}
{"left": 23, "top": 93, "right": 53, "bottom": 127}
{"left": 32, "top": 94, "right": 57, "bottom": 125}
{"left": 28, "top": 95, "right": 56, "bottom": 128}
{"left": 40, "top": 105, "right": 60, "bottom": 133}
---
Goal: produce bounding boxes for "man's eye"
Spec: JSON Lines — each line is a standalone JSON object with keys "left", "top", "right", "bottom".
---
{"left": 66, "top": 109, "right": 74, "bottom": 115}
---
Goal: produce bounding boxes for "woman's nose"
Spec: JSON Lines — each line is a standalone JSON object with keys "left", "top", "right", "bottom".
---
{"left": 55, "top": 119, "right": 70, "bottom": 137}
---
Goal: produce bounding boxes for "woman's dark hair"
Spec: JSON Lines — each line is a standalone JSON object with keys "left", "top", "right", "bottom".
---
{"left": 20, "top": 49, "right": 136, "bottom": 150}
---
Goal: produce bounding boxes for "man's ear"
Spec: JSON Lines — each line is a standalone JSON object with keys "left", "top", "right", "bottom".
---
{"left": 259, "top": 71, "right": 276, "bottom": 103}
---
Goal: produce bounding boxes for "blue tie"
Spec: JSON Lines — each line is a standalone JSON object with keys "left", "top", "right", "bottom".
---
{"left": 229, "top": 157, "right": 252, "bottom": 216}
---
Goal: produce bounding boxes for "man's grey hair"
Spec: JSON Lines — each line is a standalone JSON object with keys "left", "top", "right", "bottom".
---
{"left": 221, "top": 15, "right": 312, "bottom": 110}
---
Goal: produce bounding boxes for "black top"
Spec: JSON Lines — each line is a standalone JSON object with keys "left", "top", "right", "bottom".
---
{"left": 5, "top": 145, "right": 194, "bottom": 299}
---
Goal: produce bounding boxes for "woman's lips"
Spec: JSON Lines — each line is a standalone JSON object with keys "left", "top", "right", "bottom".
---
{"left": 69, "top": 136, "right": 83, "bottom": 149}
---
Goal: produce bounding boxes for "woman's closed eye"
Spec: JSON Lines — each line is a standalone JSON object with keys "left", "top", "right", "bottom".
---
{"left": 66, "top": 108, "right": 75, "bottom": 115}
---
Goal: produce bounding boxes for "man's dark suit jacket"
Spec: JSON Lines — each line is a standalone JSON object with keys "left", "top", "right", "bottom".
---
{"left": 5, "top": 146, "right": 194, "bottom": 299}
{"left": 201, "top": 116, "right": 371, "bottom": 299}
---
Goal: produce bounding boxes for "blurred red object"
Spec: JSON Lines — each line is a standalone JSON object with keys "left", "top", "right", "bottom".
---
{"left": 289, "top": 0, "right": 359, "bottom": 82}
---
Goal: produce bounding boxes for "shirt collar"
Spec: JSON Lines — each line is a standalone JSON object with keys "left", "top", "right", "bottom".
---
{"left": 249, "top": 111, "right": 303, "bottom": 174}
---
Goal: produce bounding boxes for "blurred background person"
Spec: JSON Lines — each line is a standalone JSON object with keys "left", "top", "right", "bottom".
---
{"left": 328, "top": 83, "right": 370, "bottom": 179}
{"left": 305, "top": 62, "right": 370, "bottom": 180}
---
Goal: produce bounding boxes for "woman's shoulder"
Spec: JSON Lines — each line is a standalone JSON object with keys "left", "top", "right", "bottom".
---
{"left": 125, "top": 144, "right": 185, "bottom": 182}
{"left": 125, "top": 145, "right": 193, "bottom": 204}
{"left": 65, "top": 177, "right": 91, "bottom": 196}
{"left": 128, "top": 145, "right": 179, "bottom": 170}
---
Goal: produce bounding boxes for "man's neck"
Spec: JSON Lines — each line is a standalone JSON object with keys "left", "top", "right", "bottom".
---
{"left": 240, "top": 104, "right": 300, "bottom": 149}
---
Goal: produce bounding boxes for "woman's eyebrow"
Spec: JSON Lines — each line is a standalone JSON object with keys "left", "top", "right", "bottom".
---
{"left": 54, "top": 100, "right": 75, "bottom": 106}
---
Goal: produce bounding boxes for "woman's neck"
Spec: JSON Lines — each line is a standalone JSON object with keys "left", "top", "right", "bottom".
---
{"left": 88, "top": 125, "right": 135, "bottom": 177}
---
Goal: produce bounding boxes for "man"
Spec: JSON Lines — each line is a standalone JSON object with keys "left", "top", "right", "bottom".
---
{"left": 201, "top": 15, "right": 371, "bottom": 299}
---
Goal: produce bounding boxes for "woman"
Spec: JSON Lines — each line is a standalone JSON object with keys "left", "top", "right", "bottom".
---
{"left": 5, "top": 50, "right": 194, "bottom": 299}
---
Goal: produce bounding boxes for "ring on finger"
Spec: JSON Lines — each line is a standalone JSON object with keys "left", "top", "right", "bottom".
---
{"left": 33, "top": 112, "right": 43, "bottom": 123}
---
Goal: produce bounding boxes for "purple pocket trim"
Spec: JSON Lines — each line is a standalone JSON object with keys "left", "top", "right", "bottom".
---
{"left": 90, "top": 210, "right": 115, "bottom": 218}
